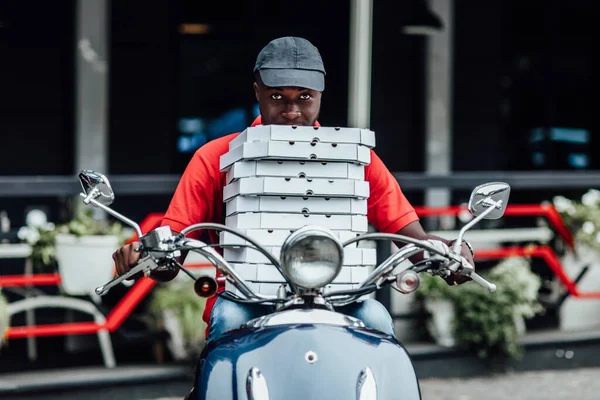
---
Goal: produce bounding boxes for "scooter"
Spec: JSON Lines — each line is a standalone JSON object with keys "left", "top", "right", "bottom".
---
{"left": 77, "top": 170, "right": 510, "bottom": 399}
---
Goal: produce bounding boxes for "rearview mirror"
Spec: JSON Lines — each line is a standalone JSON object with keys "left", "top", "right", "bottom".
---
{"left": 468, "top": 182, "right": 510, "bottom": 220}
{"left": 78, "top": 170, "right": 115, "bottom": 207}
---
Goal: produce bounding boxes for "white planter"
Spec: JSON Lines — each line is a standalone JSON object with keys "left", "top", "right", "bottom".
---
{"left": 424, "top": 299, "right": 456, "bottom": 347}
{"left": 162, "top": 309, "right": 189, "bottom": 361}
{"left": 514, "top": 313, "right": 526, "bottom": 336}
{"left": 426, "top": 300, "right": 525, "bottom": 348}
{"left": 559, "top": 243, "right": 600, "bottom": 332}
{"left": 54, "top": 234, "right": 119, "bottom": 296}
{"left": 391, "top": 290, "right": 421, "bottom": 343}
{"left": 160, "top": 308, "right": 207, "bottom": 361}
{"left": 0, "top": 291, "right": 9, "bottom": 347}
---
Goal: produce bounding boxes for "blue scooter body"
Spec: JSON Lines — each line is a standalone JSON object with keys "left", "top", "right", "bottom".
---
{"left": 194, "top": 317, "right": 421, "bottom": 399}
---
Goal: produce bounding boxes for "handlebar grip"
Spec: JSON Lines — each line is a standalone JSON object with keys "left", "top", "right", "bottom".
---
{"left": 470, "top": 272, "right": 497, "bottom": 292}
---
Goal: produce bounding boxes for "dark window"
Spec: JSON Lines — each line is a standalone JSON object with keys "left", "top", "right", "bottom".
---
{"left": 0, "top": 1, "right": 75, "bottom": 176}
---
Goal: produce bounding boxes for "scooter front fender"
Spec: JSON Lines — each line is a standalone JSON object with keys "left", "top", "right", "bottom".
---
{"left": 195, "top": 323, "right": 421, "bottom": 399}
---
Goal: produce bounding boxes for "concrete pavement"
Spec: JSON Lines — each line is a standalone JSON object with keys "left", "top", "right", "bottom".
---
{"left": 4, "top": 367, "right": 599, "bottom": 399}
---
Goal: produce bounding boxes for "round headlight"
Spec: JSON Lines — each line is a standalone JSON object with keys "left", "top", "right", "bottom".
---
{"left": 280, "top": 226, "right": 344, "bottom": 290}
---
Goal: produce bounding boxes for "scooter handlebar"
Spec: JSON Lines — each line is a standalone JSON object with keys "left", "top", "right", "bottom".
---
{"left": 469, "top": 271, "right": 497, "bottom": 292}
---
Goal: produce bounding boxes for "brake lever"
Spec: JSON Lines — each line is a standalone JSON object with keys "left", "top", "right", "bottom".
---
{"left": 445, "top": 251, "right": 497, "bottom": 292}
{"left": 95, "top": 254, "right": 159, "bottom": 296}
{"left": 469, "top": 272, "right": 497, "bottom": 292}
{"left": 457, "top": 256, "right": 497, "bottom": 292}
{"left": 426, "top": 241, "right": 461, "bottom": 275}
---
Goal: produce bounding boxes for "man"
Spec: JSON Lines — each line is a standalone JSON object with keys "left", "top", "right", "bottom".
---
{"left": 112, "top": 36, "right": 474, "bottom": 343}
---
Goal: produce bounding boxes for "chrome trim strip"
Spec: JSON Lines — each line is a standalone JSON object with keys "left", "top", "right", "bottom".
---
{"left": 246, "top": 308, "right": 365, "bottom": 328}
{"left": 246, "top": 367, "right": 270, "bottom": 400}
{"left": 357, "top": 366, "right": 377, "bottom": 400}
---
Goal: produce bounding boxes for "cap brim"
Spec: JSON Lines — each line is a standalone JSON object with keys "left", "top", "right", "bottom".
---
{"left": 259, "top": 69, "right": 325, "bottom": 91}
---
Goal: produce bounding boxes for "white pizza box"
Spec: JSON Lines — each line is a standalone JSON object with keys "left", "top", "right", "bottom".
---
{"left": 220, "top": 141, "right": 371, "bottom": 171}
{"left": 227, "top": 263, "right": 370, "bottom": 284}
{"left": 226, "top": 160, "right": 365, "bottom": 183}
{"left": 225, "top": 213, "right": 369, "bottom": 232}
{"left": 224, "top": 246, "right": 279, "bottom": 264}
{"left": 229, "top": 125, "right": 376, "bottom": 150}
{"left": 224, "top": 280, "right": 284, "bottom": 298}
{"left": 224, "top": 281, "right": 365, "bottom": 299}
{"left": 345, "top": 247, "right": 377, "bottom": 265}
{"left": 225, "top": 196, "right": 368, "bottom": 217}
{"left": 255, "top": 283, "right": 287, "bottom": 297}
{"left": 223, "top": 177, "right": 369, "bottom": 201}
{"left": 323, "top": 283, "right": 368, "bottom": 298}
{"left": 322, "top": 283, "right": 369, "bottom": 300}
{"left": 228, "top": 263, "right": 261, "bottom": 281}
{"left": 334, "top": 265, "right": 370, "bottom": 284}
{"left": 224, "top": 281, "right": 261, "bottom": 297}
{"left": 224, "top": 246, "right": 376, "bottom": 266}
{"left": 220, "top": 229, "right": 361, "bottom": 248}
{"left": 324, "top": 283, "right": 356, "bottom": 291}
{"left": 259, "top": 264, "right": 369, "bottom": 284}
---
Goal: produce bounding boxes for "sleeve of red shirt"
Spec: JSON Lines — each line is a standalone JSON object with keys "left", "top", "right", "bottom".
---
{"left": 160, "top": 148, "right": 216, "bottom": 239}
{"left": 365, "top": 150, "right": 419, "bottom": 233}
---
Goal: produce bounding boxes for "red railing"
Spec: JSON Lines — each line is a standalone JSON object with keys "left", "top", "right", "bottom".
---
{"left": 415, "top": 204, "right": 599, "bottom": 297}
{"left": 475, "top": 246, "right": 600, "bottom": 298}
{"left": 3, "top": 212, "right": 212, "bottom": 339}
{"left": 0, "top": 273, "right": 61, "bottom": 287}
{"left": 414, "top": 204, "right": 575, "bottom": 249}
{"left": 3, "top": 204, "right": 593, "bottom": 340}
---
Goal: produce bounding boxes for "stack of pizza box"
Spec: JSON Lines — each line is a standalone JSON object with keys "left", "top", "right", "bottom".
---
{"left": 218, "top": 125, "right": 376, "bottom": 298}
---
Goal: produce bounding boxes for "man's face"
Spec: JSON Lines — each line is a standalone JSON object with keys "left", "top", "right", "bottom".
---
{"left": 253, "top": 81, "right": 322, "bottom": 126}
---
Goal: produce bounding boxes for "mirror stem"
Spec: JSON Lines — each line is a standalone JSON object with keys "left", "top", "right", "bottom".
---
{"left": 82, "top": 187, "right": 100, "bottom": 204}
{"left": 453, "top": 199, "right": 503, "bottom": 254}
{"left": 80, "top": 193, "right": 144, "bottom": 238}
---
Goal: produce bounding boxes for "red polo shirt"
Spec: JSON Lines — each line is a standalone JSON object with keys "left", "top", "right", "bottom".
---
{"left": 161, "top": 116, "right": 419, "bottom": 326}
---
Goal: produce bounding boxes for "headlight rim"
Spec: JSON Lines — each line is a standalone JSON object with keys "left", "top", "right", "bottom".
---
{"left": 280, "top": 225, "right": 344, "bottom": 290}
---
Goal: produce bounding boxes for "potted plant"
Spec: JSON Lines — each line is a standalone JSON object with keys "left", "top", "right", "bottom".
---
{"left": 18, "top": 209, "right": 127, "bottom": 295}
{"left": 17, "top": 214, "right": 59, "bottom": 273}
{"left": 0, "top": 289, "right": 8, "bottom": 348}
{"left": 552, "top": 189, "right": 600, "bottom": 331}
{"left": 417, "top": 256, "right": 543, "bottom": 363}
{"left": 553, "top": 189, "right": 600, "bottom": 252}
{"left": 416, "top": 270, "right": 457, "bottom": 347}
{"left": 149, "top": 275, "right": 208, "bottom": 361}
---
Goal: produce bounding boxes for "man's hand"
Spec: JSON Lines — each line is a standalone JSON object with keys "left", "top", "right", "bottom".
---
{"left": 112, "top": 242, "right": 142, "bottom": 279}
{"left": 395, "top": 221, "right": 476, "bottom": 286}
{"left": 112, "top": 239, "right": 181, "bottom": 283}
{"left": 444, "top": 241, "right": 475, "bottom": 286}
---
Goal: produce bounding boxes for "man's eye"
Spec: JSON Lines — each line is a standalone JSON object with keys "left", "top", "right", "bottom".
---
{"left": 270, "top": 94, "right": 282, "bottom": 100}
{"left": 300, "top": 94, "right": 312, "bottom": 100}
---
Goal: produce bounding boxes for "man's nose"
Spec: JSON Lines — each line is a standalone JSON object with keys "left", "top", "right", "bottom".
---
{"left": 281, "top": 103, "right": 301, "bottom": 120}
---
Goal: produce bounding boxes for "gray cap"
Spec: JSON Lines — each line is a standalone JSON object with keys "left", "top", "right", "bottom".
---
{"left": 254, "top": 37, "right": 326, "bottom": 91}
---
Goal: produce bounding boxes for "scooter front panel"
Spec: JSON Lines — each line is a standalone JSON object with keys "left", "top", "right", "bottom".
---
{"left": 195, "top": 324, "right": 421, "bottom": 400}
